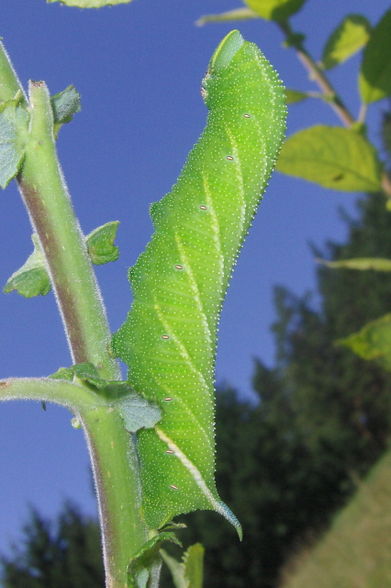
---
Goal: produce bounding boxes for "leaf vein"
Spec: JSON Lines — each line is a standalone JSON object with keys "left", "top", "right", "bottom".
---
{"left": 174, "top": 232, "right": 214, "bottom": 345}
{"left": 153, "top": 298, "right": 211, "bottom": 393}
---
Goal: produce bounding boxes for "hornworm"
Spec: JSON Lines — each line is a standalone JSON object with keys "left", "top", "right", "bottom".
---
{"left": 113, "top": 30, "right": 286, "bottom": 532}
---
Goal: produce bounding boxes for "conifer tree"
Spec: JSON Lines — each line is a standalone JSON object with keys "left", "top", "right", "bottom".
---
{"left": 1, "top": 503, "right": 103, "bottom": 588}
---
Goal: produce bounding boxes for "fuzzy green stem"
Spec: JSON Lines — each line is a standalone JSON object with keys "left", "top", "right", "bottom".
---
{"left": 17, "top": 83, "right": 149, "bottom": 585}
{"left": 0, "top": 42, "right": 149, "bottom": 586}
{"left": 0, "top": 377, "right": 101, "bottom": 409}
{"left": 80, "top": 408, "right": 148, "bottom": 588}
{"left": 19, "top": 80, "right": 118, "bottom": 380}
{"left": 0, "top": 41, "right": 26, "bottom": 103}
{"left": 0, "top": 377, "right": 149, "bottom": 588}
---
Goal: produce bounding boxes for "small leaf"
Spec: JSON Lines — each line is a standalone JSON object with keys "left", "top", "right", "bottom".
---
{"left": 115, "top": 394, "right": 161, "bottom": 433}
{"left": 86, "top": 220, "right": 120, "bottom": 265}
{"left": 160, "top": 521, "right": 187, "bottom": 532}
{"left": 243, "top": 0, "right": 306, "bottom": 21}
{"left": 5, "top": 221, "right": 119, "bottom": 299}
{"left": 321, "top": 14, "right": 371, "bottom": 69}
{"left": 50, "top": 362, "right": 100, "bottom": 381}
{"left": 0, "top": 101, "right": 29, "bottom": 189}
{"left": 47, "top": 0, "right": 131, "bottom": 6}
{"left": 50, "top": 366, "right": 74, "bottom": 381}
{"left": 338, "top": 313, "right": 391, "bottom": 372}
{"left": 51, "top": 362, "right": 162, "bottom": 431}
{"left": 51, "top": 85, "right": 81, "bottom": 135}
{"left": 3, "top": 234, "right": 51, "bottom": 297}
{"left": 161, "top": 543, "right": 204, "bottom": 588}
{"left": 318, "top": 257, "right": 391, "bottom": 271}
{"left": 183, "top": 544, "right": 204, "bottom": 588}
{"left": 277, "top": 125, "right": 381, "bottom": 192}
{"left": 160, "top": 551, "right": 186, "bottom": 588}
{"left": 128, "top": 533, "right": 181, "bottom": 588}
{"left": 285, "top": 89, "right": 309, "bottom": 104}
{"left": 196, "top": 7, "right": 258, "bottom": 26}
{"left": 359, "top": 9, "right": 391, "bottom": 103}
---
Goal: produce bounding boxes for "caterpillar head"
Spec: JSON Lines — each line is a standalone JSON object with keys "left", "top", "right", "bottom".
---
{"left": 201, "top": 30, "right": 244, "bottom": 106}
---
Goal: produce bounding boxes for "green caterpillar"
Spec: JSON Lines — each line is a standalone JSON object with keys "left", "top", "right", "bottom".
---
{"left": 113, "top": 30, "right": 286, "bottom": 532}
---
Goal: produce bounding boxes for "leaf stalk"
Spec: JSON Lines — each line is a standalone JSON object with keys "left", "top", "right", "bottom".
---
{"left": 277, "top": 19, "right": 391, "bottom": 199}
{"left": 19, "top": 81, "right": 118, "bottom": 380}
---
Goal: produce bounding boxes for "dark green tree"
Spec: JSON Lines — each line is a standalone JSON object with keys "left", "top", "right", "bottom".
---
{"left": 0, "top": 502, "right": 104, "bottom": 588}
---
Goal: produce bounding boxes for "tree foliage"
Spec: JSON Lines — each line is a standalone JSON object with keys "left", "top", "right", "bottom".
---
{"left": 0, "top": 503, "right": 103, "bottom": 588}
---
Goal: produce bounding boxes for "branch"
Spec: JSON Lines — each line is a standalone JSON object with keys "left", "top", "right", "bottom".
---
{"left": 0, "top": 377, "right": 99, "bottom": 409}
{"left": 18, "top": 81, "right": 120, "bottom": 380}
{"left": 277, "top": 20, "right": 391, "bottom": 198}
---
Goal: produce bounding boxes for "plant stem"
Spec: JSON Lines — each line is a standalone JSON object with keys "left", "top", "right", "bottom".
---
{"left": 0, "top": 378, "right": 149, "bottom": 588}
{"left": 277, "top": 20, "right": 391, "bottom": 199}
{"left": 0, "top": 377, "right": 101, "bottom": 409}
{"left": 18, "top": 82, "right": 149, "bottom": 585}
{"left": 0, "top": 41, "right": 149, "bottom": 586}
{"left": 277, "top": 20, "right": 355, "bottom": 126}
{"left": 19, "top": 81, "right": 118, "bottom": 380}
{"left": 0, "top": 41, "right": 26, "bottom": 103}
{"left": 80, "top": 408, "right": 148, "bottom": 588}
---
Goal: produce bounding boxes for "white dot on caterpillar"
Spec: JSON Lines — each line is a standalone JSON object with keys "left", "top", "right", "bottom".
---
{"left": 161, "top": 334, "right": 170, "bottom": 340}
{"left": 165, "top": 449, "right": 175, "bottom": 454}
{"left": 164, "top": 397, "right": 173, "bottom": 402}
{"left": 243, "top": 113, "right": 251, "bottom": 118}
{"left": 174, "top": 264, "right": 184, "bottom": 270}
{"left": 226, "top": 155, "right": 234, "bottom": 161}
{"left": 169, "top": 484, "right": 179, "bottom": 490}
{"left": 199, "top": 204, "right": 208, "bottom": 211}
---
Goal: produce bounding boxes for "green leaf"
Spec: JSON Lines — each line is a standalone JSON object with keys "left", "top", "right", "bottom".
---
{"left": 277, "top": 125, "right": 381, "bottom": 192}
{"left": 50, "top": 362, "right": 102, "bottom": 383}
{"left": 113, "top": 31, "right": 286, "bottom": 533}
{"left": 115, "top": 394, "right": 161, "bottom": 434}
{"left": 321, "top": 14, "right": 371, "bottom": 69}
{"left": 51, "top": 362, "right": 162, "bottom": 432}
{"left": 50, "top": 366, "right": 76, "bottom": 381}
{"left": 161, "top": 543, "right": 204, "bottom": 588}
{"left": 128, "top": 533, "right": 181, "bottom": 588}
{"left": 160, "top": 551, "right": 186, "bottom": 588}
{"left": 51, "top": 85, "right": 81, "bottom": 135}
{"left": 359, "top": 9, "right": 391, "bottom": 104}
{"left": 4, "top": 221, "right": 119, "bottom": 298}
{"left": 338, "top": 313, "right": 391, "bottom": 372}
{"left": 3, "top": 234, "right": 51, "bottom": 297}
{"left": 318, "top": 257, "right": 391, "bottom": 272}
{"left": 285, "top": 88, "right": 309, "bottom": 104}
{"left": 196, "top": 7, "right": 258, "bottom": 27}
{"left": 51, "top": 85, "right": 80, "bottom": 124}
{"left": 160, "top": 521, "right": 187, "bottom": 532}
{"left": 0, "top": 101, "right": 29, "bottom": 189}
{"left": 86, "top": 221, "right": 120, "bottom": 264}
{"left": 47, "top": 0, "right": 131, "bottom": 7}
{"left": 183, "top": 544, "right": 204, "bottom": 588}
{"left": 243, "top": 0, "right": 306, "bottom": 21}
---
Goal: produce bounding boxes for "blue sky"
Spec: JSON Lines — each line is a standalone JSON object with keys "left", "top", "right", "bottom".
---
{"left": 0, "top": 0, "right": 389, "bottom": 556}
